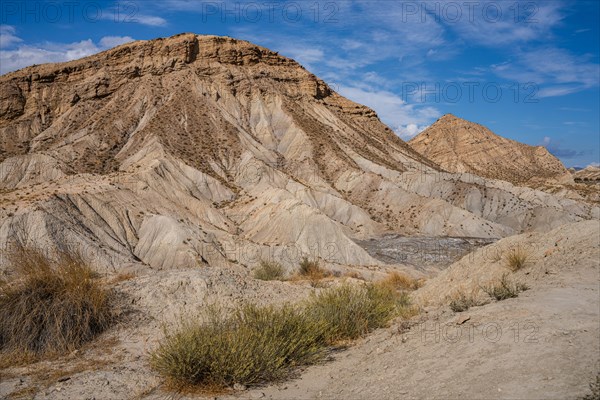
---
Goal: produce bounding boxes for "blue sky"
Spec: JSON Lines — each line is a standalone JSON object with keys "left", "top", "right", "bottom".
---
{"left": 1, "top": 0, "right": 598, "bottom": 167}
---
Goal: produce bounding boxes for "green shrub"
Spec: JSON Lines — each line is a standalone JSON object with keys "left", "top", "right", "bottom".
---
{"left": 483, "top": 274, "right": 529, "bottom": 301}
{"left": 0, "top": 245, "right": 113, "bottom": 357}
{"left": 253, "top": 261, "right": 286, "bottom": 281}
{"left": 306, "top": 283, "right": 406, "bottom": 343}
{"left": 150, "top": 304, "right": 327, "bottom": 388}
{"left": 151, "top": 283, "right": 414, "bottom": 391}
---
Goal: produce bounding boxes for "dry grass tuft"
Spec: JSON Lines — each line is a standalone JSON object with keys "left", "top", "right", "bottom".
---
{"left": 0, "top": 245, "right": 114, "bottom": 359}
{"left": 253, "top": 261, "right": 286, "bottom": 281}
{"left": 378, "top": 271, "right": 423, "bottom": 291}
{"left": 296, "top": 257, "right": 331, "bottom": 287}
{"left": 448, "top": 289, "right": 484, "bottom": 312}
{"left": 482, "top": 274, "right": 529, "bottom": 301}
{"left": 506, "top": 247, "right": 530, "bottom": 271}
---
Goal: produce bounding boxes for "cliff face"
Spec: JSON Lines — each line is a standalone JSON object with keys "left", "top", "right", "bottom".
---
{"left": 409, "top": 114, "right": 573, "bottom": 185}
{"left": 0, "top": 34, "right": 594, "bottom": 271}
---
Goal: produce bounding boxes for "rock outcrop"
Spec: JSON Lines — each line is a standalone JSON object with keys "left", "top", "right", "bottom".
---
{"left": 409, "top": 114, "right": 573, "bottom": 185}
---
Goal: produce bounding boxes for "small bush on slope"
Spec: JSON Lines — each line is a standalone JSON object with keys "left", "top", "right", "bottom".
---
{"left": 482, "top": 274, "right": 529, "bottom": 301}
{"left": 306, "top": 283, "right": 408, "bottom": 343}
{"left": 296, "top": 257, "right": 331, "bottom": 287}
{"left": 379, "top": 271, "right": 424, "bottom": 291}
{"left": 506, "top": 247, "right": 530, "bottom": 271}
{"left": 253, "top": 260, "right": 286, "bottom": 281}
{"left": 449, "top": 290, "right": 484, "bottom": 312}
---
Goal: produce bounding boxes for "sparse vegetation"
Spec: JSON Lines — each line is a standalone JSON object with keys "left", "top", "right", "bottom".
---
{"left": 150, "top": 304, "right": 327, "bottom": 390}
{"left": 506, "top": 246, "right": 530, "bottom": 271}
{"left": 151, "top": 282, "right": 414, "bottom": 391}
{"left": 449, "top": 290, "right": 483, "bottom": 312}
{"left": 253, "top": 261, "right": 286, "bottom": 281}
{"left": 482, "top": 274, "right": 529, "bottom": 301}
{"left": 306, "top": 283, "right": 407, "bottom": 343}
{"left": 0, "top": 245, "right": 114, "bottom": 359}
{"left": 379, "top": 271, "right": 423, "bottom": 291}
{"left": 297, "top": 257, "right": 331, "bottom": 286}
{"left": 299, "top": 257, "right": 326, "bottom": 276}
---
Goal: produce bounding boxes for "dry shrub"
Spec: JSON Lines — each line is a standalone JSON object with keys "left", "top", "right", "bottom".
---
{"left": 306, "top": 283, "right": 410, "bottom": 343}
{"left": 150, "top": 304, "right": 327, "bottom": 389}
{"left": 482, "top": 274, "right": 529, "bottom": 301}
{"left": 0, "top": 245, "right": 113, "bottom": 358}
{"left": 253, "top": 261, "right": 286, "bottom": 281}
{"left": 379, "top": 271, "right": 423, "bottom": 291}
{"left": 448, "top": 289, "right": 484, "bottom": 312}
{"left": 297, "top": 257, "right": 331, "bottom": 286}
{"left": 506, "top": 247, "right": 530, "bottom": 271}
{"left": 151, "top": 283, "right": 414, "bottom": 391}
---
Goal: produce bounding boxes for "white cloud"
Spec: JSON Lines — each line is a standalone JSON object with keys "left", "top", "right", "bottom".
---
{"left": 0, "top": 25, "right": 22, "bottom": 48}
{"left": 337, "top": 85, "right": 440, "bottom": 140}
{"left": 0, "top": 36, "right": 136, "bottom": 75}
{"left": 491, "top": 48, "right": 600, "bottom": 98}
{"left": 396, "top": 124, "right": 430, "bottom": 140}
{"left": 442, "top": 0, "right": 565, "bottom": 46}
{"left": 99, "top": 36, "right": 135, "bottom": 48}
{"left": 279, "top": 47, "right": 324, "bottom": 69}
{"left": 133, "top": 15, "right": 168, "bottom": 27}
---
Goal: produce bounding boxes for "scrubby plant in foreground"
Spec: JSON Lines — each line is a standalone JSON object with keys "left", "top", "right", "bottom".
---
{"left": 307, "top": 283, "right": 408, "bottom": 343}
{"left": 150, "top": 304, "right": 328, "bottom": 389}
{"left": 253, "top": 260, "right": 286, "bottom": 281}
{"left": 0, "top": 245, "right": 113, "bottom": 357}
{"left": 151, "top": 283, "right": 412, "bottom": 390}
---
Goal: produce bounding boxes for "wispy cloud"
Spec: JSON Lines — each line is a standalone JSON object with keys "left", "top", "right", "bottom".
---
{"left": 337, "top": 84, "right": 440, "bottom": 140}
{"left": 0, "top": 28, "right": 135, "bottom": 75}
{"left": 441, "top": 0, "right": 565, "bottom": 46}
{"left": 491, "top": 48, "right": 600, "bottom": 97}
{"left": 0, "top": 25, "right": 22, "bottom": 48}
{"left": 132, "top": 15, "right": 168, "bottom": 27}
